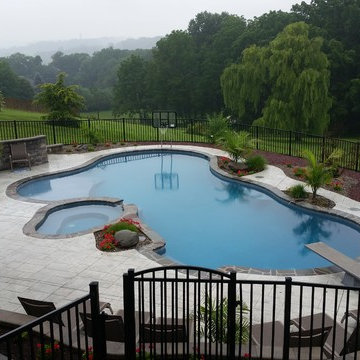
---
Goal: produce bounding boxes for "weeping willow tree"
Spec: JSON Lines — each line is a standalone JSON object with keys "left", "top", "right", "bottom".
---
{"left": 221, "top": 22, "right": 332, "bottom": 135}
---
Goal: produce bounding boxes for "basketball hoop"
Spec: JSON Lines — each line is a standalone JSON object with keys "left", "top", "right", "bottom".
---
{"left": 152, "top": 110, "right": 177, "bottom": 148}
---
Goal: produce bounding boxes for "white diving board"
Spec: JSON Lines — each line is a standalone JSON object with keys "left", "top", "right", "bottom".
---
{"left": 306, "top": 242, "right": 360, "bottom": 282}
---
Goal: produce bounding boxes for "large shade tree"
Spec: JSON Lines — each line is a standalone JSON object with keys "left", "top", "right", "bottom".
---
{"left": 34, "top": 72, "right": 84, "bottom": 125}
{"left": 113, "top": 55, "right": 149, "bottom": 115}
{"left": 221, "top": 22, "right": 332, "bottom": 135}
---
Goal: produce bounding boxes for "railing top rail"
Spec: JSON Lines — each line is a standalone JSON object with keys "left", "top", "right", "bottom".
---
{"left": 291, "top": 279, "right": 360, "bottom": 291}
{"left": 132, "top": 265, "right": 232, "bottom": 278}
{"left": 0, "top": 294, "right": 90, "bottom": 341}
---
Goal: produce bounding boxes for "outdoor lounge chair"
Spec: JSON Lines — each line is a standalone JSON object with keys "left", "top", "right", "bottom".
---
{"left": 18, "top": 296, "right": 113, "bottom": 326}
{"left": 139, "top": 317, "right": 189, "bottom": 343}
{"left": 79, "top": 312, "right": 125, "bottom": 342}
{"left": 291, "top": 312, "right": 360, "bottom": 358}
{"left": 341, "top": 309, "right": 360, "bottom": 323}
{"left": 251, "top": 319, "right": 331, "bottom": 356}
{"left": 9, "top": 142, "right": 31, "bottom": 171}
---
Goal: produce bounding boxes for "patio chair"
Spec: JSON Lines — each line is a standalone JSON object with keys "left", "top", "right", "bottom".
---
{"left": 139, "top": 317, "right": 189, "bottom": 343}
{"left": 252, "top": 320, "right": 331, "bottom": 347}
{"left": 18, "top": 296, "right": 113, "bottom": 327}
{"left": 291, "top": 312, "right": 360, "bottom": 357}
{"left": 9, "top": 142, "right": 31, "bottom": 171}
{"left": 341, "top": 309, "right": 360, "bottom": 323}
{"left": 17, "top": 297, "right": 63, "bottom": 325}
{"left": 79, "top": 311, "right": 125, "bottom": 342}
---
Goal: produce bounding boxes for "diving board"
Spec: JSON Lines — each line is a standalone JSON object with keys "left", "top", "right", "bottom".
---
{"left": 306, "top": 242, "right": 360, "bottom": 284}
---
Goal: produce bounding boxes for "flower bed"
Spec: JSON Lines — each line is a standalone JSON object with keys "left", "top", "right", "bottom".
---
{"left": 94, "top": 218, "right": 151, "bottom": 252}
{"left": 217, "top": 156, "right": 258, "bottom": 177}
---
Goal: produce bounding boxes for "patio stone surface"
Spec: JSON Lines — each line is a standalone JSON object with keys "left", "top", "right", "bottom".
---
{"left": 0, "top": 145, "right": 359, "bottom": 315}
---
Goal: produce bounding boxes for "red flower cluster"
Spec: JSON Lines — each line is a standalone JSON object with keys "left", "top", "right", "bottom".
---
{"left": 36, "top": 342, "right": 60, "bottom": 359}
{"left": 331, "top": 180, "right": 343, "bottom": 191}
{"left": 220, "top": 156, "right": 231, "bottom": 163}
{"left": 82, "top": 346, "right": 93, "bottom": 360}
{"left": 120, "top": 217, "right": 142, "bottom": 229}
{"left": 99, "top": 226, "right": 118, "bottom": 250}
{"left": 237, "top": 169, "right": 248, "bottom": 177}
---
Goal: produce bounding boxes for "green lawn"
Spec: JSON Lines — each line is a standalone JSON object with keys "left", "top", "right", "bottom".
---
{"left": 81, "top": 110, "right": 116, "bottom": 119}
{"left": 0, "top": 108, "right": 44, "bottom": 121}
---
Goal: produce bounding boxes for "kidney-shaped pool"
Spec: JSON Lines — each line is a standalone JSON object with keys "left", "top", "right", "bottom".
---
{"left": 16, "top": 151, "right": 360, "bottom": 270}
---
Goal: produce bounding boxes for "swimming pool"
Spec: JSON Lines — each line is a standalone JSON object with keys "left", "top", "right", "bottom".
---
{"left": 17, "top": 150, "right": 360, "bottom": 270}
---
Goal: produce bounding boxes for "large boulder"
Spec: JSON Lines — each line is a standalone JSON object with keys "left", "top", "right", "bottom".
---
{"left": 114, "top": 229, "right": 139, "bottom": 248}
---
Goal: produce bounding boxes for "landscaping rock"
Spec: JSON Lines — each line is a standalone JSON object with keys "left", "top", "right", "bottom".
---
{"left": 114, "top": 230, "right": 139, "bottom": 248}
{"left": 228, "top": 161, "right": 247, "bottom": 172}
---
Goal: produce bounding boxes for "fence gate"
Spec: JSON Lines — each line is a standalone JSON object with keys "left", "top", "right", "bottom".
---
{"left": 122, "top": 267, "right": 292, "bottom": 360}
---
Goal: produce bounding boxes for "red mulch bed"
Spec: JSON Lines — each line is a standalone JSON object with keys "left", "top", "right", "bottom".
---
{"left": 255, "top": 150, "right": 360, "bottom": 202}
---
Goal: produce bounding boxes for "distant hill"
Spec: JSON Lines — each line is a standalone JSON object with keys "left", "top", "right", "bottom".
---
{"left": 0, "top": 36, "right": 162, "bottom": 63}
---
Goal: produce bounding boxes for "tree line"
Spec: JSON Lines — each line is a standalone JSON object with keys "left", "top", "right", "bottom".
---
{"left": 0, "top": 0, "right": 359, "bottom": 135}
{"left": 0, "top": 47, "right": 151, "bottom": 111}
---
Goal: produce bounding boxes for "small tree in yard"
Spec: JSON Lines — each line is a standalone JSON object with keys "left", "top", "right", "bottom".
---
{"left": 303, "top": 149, "right": 332, "bottom": 200}
{"left": 34, "top": 72, "right": 84, "bottom": 126}
{"left": 218, "top": 131, "right": 255, "bottom": 162}
{"left": 205, "top": 113, "right": 229, "bottom": 143}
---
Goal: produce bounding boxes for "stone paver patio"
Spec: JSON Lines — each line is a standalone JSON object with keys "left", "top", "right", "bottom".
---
{"left": 0, "top": 145, "right": 358, "bottom": 314}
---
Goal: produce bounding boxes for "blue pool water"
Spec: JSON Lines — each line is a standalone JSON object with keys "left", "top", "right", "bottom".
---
{"left": 18, "top": 151, "right": 360, "bottom": 269}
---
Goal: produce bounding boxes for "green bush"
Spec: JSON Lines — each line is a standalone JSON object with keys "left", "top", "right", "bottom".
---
{"left": 288, "top": 184, "right": 307, "bottom": 199}
{"left": 205, "top": 113, "right": 229, "bottom": 143}
{"left": 303, "top": 149, "right": 332, "bottom": 199}
{"left": 293, "top": 167, "right": 306, "bottom": 177}
{"left": 105, "top": 222, "right": 139, "bottom": 234}
{"left": 83, "top": 128, "right": 104, "bottom": 145}
{"left": 218, "top": 131, "right": 256, "bottom": 162}
{"left": 246, "top": 155, "right": 266, "bottom": 172}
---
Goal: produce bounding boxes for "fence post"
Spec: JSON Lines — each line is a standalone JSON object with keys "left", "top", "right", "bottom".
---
{"left": 283, "top": 277, "right": 292, "bottom": 360}
{"left": 321, "top": 136, "right": 326, "bottom": 163}
{"left": 122, "top": 118, "right": 126, "bottom": 142}
{"left": 288, "top": 131, "right": 292, "bottom": 156}
{"left": 356, "top": 142, "right": 360, "bottom": 172}
{"left": 227, "top": 271, "right": 237, "bottom": 360}
{"left": 52, "top": 119, "right": 56, "bottom": 144}
{"left": 13, "top": 121, "right": 18, "bottom": 139}
{"left": 124, "top": 269, "right": 136, "bottom": 360}
{"left": 89, "top": 281, "right": 106, "bottom": 360}
{"left": 191, "top": 120, "right": 194, "bottom": 143}
{"left": 256, "top": 126, "right": 259, "bottom": 150}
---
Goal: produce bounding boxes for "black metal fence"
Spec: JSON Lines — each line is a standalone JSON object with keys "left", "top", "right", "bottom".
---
{"left": 0, "top": 118, "right": 359, "bottom": 170}
{"left": 124, "top": 266, "right": 360, "bottom": 360}
{"left": 1, "top": 267, "right": 360, "bottom": 359}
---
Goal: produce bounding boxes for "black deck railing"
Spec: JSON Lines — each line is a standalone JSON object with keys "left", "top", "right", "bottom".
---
{"left": 1, "top": 268, "right": 360, "bottom": 359}
{"left": 0, "top": 282, "right": 106, "bottom": 360}
{"left": 0, "top": 118, "right": 359, "bottom": 171}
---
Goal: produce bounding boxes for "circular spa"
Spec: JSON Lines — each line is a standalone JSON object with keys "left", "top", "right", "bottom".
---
{"left": 33, "top": 201, "right": 123, "bottom": 236}
{"left": 16, "top": 151, "right": 360, "bottom": 269}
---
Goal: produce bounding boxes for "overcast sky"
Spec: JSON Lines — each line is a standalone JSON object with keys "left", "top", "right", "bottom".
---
{"left": 0, "top": 0, "right": 306, "bottom": 48}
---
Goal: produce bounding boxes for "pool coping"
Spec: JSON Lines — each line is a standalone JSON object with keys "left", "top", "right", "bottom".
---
{"left": 7, "top": 147, "right": 360, "bottom": 276}
{"left": 23, "top": 197, "right": 124, "bottom": 239}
